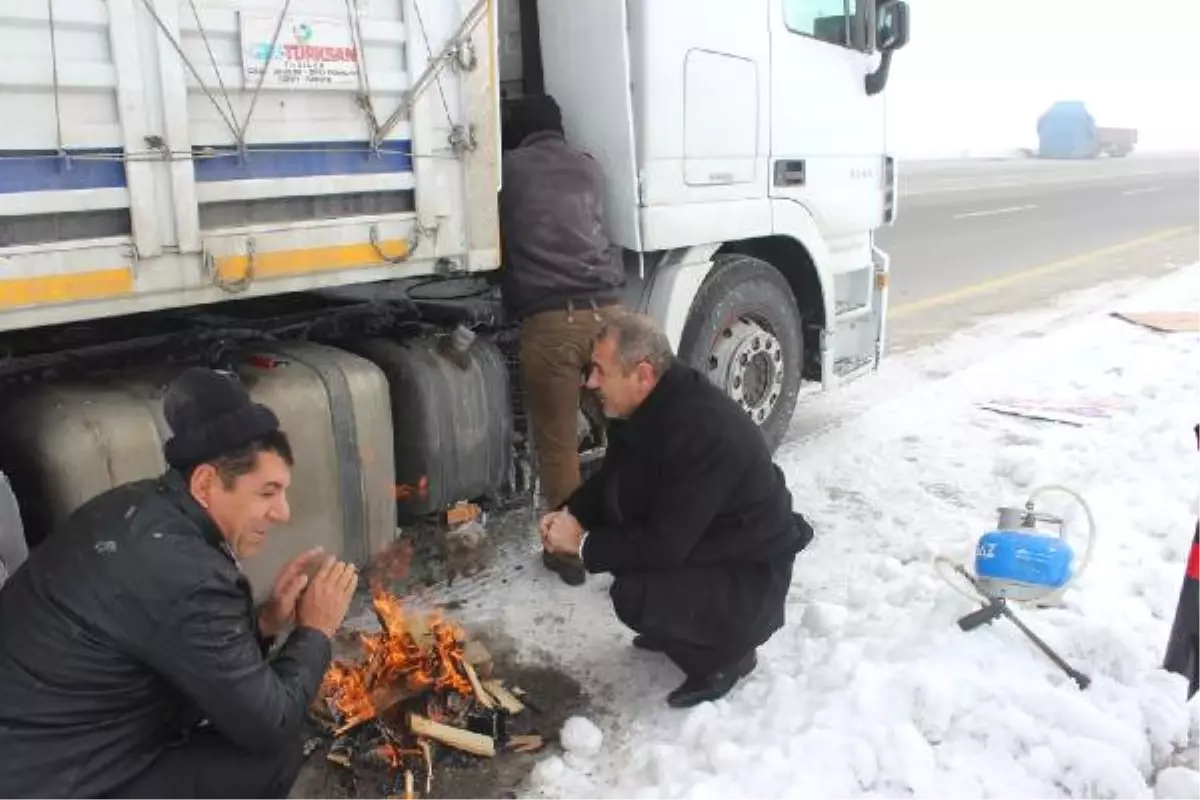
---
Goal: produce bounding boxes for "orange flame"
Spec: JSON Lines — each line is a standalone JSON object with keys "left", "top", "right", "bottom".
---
{"left": 319, "top": 580, "right": 475, "bottom": 734}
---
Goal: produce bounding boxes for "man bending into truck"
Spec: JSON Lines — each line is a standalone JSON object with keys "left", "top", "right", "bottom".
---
{"left": 0, "top": 367, "right": 358, "bottom": 798}
{"left": 500, "top": 93, "right": 626, "bottom": 587}
{"left": 541, "top": 311, "right": 813, "bottom": 707}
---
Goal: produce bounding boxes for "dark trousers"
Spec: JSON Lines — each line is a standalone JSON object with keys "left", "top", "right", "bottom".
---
{"left": 103, "top": 730, "right": 304, "bottom": 799}
{"left": 657, "top": 638, "right": 744, "bottom": 678}
{"left": 610, "top": 563, "right": 790, "bottom": 678}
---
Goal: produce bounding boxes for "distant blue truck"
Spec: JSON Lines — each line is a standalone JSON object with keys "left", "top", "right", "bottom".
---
{"left": 1037, "top": 101, "right": 1138, "bottom": 159}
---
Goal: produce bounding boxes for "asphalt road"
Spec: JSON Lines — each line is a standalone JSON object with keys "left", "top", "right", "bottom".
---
{"left": 879, "top": 154, "right": 1200, "bottom": 351}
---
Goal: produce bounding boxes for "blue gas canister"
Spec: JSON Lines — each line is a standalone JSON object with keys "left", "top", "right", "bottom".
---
{"left": 974, "top": 505, "right": 1076, "bottom": 601}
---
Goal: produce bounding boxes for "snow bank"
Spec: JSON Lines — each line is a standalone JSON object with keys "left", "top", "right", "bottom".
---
{"left": 445, "top": 264, "right": 1200, "bottom": 798}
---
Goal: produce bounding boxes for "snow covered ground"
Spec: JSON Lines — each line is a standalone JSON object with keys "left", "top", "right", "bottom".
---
{"left": 433, "top": 262, "right": 1200, "bottom": 799}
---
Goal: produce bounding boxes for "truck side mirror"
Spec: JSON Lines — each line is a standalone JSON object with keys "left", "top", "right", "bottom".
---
{"left": 864, "top": 0, "right": 909, "bottom": 95}
{"left": 876, "top": 0, "right": 911, "bottom": 52}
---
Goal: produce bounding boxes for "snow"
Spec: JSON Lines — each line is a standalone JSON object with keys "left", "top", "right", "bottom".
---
{"left": 434, "top": 262, "right": 1200, "bottom": 798}
{"left": 560, "top": 716, "right": 604, "bottom": 760}
{"left": 1155, "top": 767, "right": 1199, "bottom": 799}
{"left": 887, "top": 1, "right": 1200, "bottom": 155}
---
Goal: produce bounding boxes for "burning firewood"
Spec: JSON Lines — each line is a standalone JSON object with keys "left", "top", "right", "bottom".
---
{"left": 320, "top": 594, "right": 474, "bottom": 726}
{"left": 331, "top": 681, "right": 414, "bottom": 737}
{"left": 408, "top": 713, "right": 496, "bottom": 758}
{"left": 461, "top": 660, "right": 495, "bottom": 709}
{"left": 482, "top": 680, "right": 525, "bottom": 715}
{"left": 326, "top": 742, "right": 354, "bottom": 768}
{"left": 463, "top": 640, "right": 493, "bottom": 678}
{"left": 315, "top": 583, "right": 537, "bottom": 798}
{"left": 418, "top": 740, "right": 432, "bottom": 792}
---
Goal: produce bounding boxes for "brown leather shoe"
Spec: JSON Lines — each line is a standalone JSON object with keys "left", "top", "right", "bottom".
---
{"left": 541, "top": 549, "right": 586, "bottom": 586}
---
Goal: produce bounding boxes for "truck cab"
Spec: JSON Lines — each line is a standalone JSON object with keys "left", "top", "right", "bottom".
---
{"left": 0, "top": 0, "right": 908, "bottom": 590}
{"left": 501, "top": 0, "right": 909, "bottom": 448}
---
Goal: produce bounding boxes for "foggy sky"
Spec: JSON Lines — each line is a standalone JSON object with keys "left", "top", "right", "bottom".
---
{"left": 886, "top": 0, "right": 1200, "bottom": 156}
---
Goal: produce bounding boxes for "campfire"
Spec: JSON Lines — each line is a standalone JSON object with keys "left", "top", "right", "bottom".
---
{"left": 310, "top": 550, "right": 539, "bottom": 798}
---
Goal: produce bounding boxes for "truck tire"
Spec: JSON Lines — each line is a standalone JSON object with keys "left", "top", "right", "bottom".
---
{"left": 678, "top": 254, "right": 803, "bottom": 452}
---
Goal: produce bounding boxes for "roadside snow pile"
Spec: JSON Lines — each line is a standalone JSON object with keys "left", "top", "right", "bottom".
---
{"left": 449, "top": 264, "right": 1200, "bottom": 798}
{"left": 1155, "top": 765, "right": 1200, "bottom": 800}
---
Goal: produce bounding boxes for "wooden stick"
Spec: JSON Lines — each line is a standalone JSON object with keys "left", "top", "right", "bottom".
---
{"left": 463, "top": 640, "right": 493, "bottom": 678}
{"left": 482, "top": 680, "right": 525, "bottom": 714}
{"left": 408, "top": 713, "right": 495, "bottom": 758}
{"left": 331, "top": 681, "right": 411, "bottom": 737}
{"left": 507, "top": 734, "right": 544, "bottom": 753}
{"left": 403, "top": 770, "right": 414, "bottom": 800}
{"left": 461, "top": 660, "right": 495, "bottom": 709}
{"left": 419, "top": 739, "right": 433, "bottom": 793}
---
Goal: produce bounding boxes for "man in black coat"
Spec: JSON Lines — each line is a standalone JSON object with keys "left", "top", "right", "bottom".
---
{"left": 542, "top": 311, "right": 812, "bottom": 707}
{"left": 0, "top": 368, "right": 358, "bottom": 798}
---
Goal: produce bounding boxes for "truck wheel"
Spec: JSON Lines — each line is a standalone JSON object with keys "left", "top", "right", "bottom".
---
{"left": 679, "top": 254, "right": 803, "bottom": 452}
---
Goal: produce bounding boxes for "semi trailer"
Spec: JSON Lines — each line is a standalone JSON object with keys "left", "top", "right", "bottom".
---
{"left": 0, "top": 0, "right": 910, "bottom": 594}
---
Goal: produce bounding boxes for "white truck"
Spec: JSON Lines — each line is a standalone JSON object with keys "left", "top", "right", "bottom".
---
{"left": 0, "top": 0, "right": 909, "bottom": 592}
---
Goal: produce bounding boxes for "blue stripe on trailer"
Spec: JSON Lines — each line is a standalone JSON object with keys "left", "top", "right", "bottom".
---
{"left": 0, "top": 149, "right": 127, "bottom": 194}
{"left": 192, "top": 141, "right": 413, "bottom": 182}
{"left": 0, "top": 141, "right": 413, "bottom": 194}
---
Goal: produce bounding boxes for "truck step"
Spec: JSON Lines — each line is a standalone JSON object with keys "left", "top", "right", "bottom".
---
{"left": 834, "top": 355, "right": 874, "bottom": 378}
{"left": 834, "top": 301, "right": 871, "bottom": 322}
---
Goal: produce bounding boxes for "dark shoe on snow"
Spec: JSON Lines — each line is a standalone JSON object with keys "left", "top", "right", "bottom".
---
{"left": 666, "top": 650, "right": 758, "bottom": 708}
{"left": 541, "top": 549, "right": 586, "bottom": 586}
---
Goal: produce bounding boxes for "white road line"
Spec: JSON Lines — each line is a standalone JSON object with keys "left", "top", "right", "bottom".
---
{"left": 1122, "top": 186, "right": 1162, "bottom": 196}
{"left": 953, "top": 204, "right": 1038, "bottom": 220}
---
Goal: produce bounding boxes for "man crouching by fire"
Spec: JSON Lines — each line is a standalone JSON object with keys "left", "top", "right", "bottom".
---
{"left": 0, "top": 368, "right": 358, "bottom": 798}
{"left": 541, "top": 310, "right": 813, "bottom": 707}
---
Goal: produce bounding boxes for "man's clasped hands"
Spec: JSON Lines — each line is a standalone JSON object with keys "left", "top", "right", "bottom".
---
{"left": 540, "top": 508, "right": 585, "bottom": 559}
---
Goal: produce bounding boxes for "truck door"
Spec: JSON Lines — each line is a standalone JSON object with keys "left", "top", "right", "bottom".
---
{"left": 769, "top": 0, "right": 884, "bottom": 259}
{"left": 535, "top": 0, "right": 643, "bottom": 252}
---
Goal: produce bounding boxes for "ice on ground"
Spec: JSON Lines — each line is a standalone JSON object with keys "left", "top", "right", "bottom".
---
{"left": 436, "top": 263, "right": 1200, "bottom": 798}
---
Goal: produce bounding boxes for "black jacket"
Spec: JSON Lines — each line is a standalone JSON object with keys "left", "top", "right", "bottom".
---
{"left": 0, "top": 472, "right": 330, "bottom": 798}
{"left": 1163, "top": 524, "right": 1198, "bottom": 699}
{"left": 500, "top": 131, "right": 624, "bottom": 321}
{"left": 569, "top": 363, "right": 811, "bottom": 649}
{"left": 1163, "top": 423, "right": 1199, "bottom": 698}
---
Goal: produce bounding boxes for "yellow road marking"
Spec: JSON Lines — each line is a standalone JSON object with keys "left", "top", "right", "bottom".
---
{"left": 213, "top": 238, "right": 412, "bottom": 283}
{"left": 890, "top": 225, "right": 1198, "bottom": 319}
{"left": 0, "top": 267, "right": 134, "bottom": 310}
